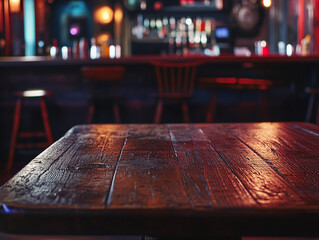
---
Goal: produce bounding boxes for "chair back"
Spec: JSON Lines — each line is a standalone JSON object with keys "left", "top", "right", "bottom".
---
{"left": 150, "top": 61, "right": 202, "bottom": 99}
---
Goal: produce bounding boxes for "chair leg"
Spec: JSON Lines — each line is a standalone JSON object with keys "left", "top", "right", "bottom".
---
{"left": 40, "top": 98, "right": 53, "bottom": 145}
{"left": 113, "top": 102, "right": 121, "bottom": 124}
{"left": 206, "top": 91, "right": 216, "bottom": 123}
{"left": 306, "top": 93, "right": 315, "bottom": 122}
{"left": 182, "top": 101, "right": 190, "bottom": 123}
{"left": 154, "top": 100, "right": 163, "bottom": 124}
{"left": 7, "top": 98, "right": 22, "bottom": 171}
{"left": 87, "top": 102, "right": 95, "bottom": 124}
{"left": 260, "top": 91, "right": 267, "bottom": 122}
{"left": 316, "top": 104, "right": 319, "bottom": 124}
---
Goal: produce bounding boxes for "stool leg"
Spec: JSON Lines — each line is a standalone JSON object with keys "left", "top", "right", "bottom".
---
{"left": 87, "top": 101, "right": 95, "bottom": 124}
{"left": 206, "top": 91, "right": 216, "bottom": 123}
{"left": 7, "top": 98, "right": 22, "bottom": 171}
{"left": 154, "top": 100, "right": 163, "bottom": 124}
{"left": 40, "top": 98, "right": 53, "bottom": 145}
{"left": 113, "top": 102, "right": 121, "bottom": 124}
{"left": 306, "top": 93, "right": 315, "bottom": 122}
{"left": 182, "top": 101, "right": 190, "bottom": 123}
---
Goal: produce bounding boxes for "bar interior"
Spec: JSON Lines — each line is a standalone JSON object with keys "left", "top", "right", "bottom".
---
{"left": 1, "top": 0, "right": 319, "bottom": 178}
{"left": 1, "top": 0, "right": 319, "bottom": 238}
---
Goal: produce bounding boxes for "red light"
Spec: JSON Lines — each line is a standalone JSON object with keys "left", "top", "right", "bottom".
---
{"left": 154, "top": 1, "right": 163, "bottom": 10}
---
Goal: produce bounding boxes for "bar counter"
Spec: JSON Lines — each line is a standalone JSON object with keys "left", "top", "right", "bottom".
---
{"left": 1, "top": 54, "right": 317, "bottom": 90}
{"left": 1, "top": 54, "right": 316, "bottom": 94}
{"left": 2, "top": 54, "right": 319, "bottom": 66}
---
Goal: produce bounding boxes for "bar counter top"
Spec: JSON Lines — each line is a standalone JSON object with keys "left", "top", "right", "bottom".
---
{"left": 1, "top": 54, "right": 319, "bottom": 67}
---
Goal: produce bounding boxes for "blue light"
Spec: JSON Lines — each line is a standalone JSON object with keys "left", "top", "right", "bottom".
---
{"left": 2, "top": 204, "right": 12, "bottom": 214}
{"left": 215, "top": 27, "right": 229, "bottom": 39}
{"left": 24, "top": 0, "right": 36, "bottom": 56}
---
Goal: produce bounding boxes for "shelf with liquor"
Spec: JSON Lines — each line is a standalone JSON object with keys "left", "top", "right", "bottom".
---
{"left": 127, "top": 0, "right": 233, "bottom": 56}
{"left": 130, "top": 16, "right": 232, "bottom": 56}
{"left": 124, "top": 0, "right": 231, "bottom": 14}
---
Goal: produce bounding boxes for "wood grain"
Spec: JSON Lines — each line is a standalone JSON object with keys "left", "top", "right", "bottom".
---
{"left": 1, "top": 123, "right": 319, "bottom": 237}
{"left": 0, "top": 125, "right": 128, "bottom": 208}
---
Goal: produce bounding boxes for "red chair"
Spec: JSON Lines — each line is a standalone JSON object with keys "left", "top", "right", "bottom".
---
{"left": 7, "top": 89, "right": 54, "bottom": 171}
{"left": 82, "top": 66, "right": 125, "bottom": 124}
{"left": 199, "top": 77, "right": 276, "bottom": 122}
{"left": 151, "top": 61, "right": 202, "bottom": 123}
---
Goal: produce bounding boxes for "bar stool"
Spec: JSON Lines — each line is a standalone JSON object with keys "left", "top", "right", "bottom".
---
{"left": 81, "top": 66, "right": 125, "bottom": 123}
{"left": 7, "top": 89, "right": 54, "bottom": 171}
{"left": 199, "top": 77, "right": 276, "bottom": 122}
{"left": 151, "top": 61, "right": 202, "bottom": 123}
{"left": 305, "top": 87, "right": 319, "bottom": 124}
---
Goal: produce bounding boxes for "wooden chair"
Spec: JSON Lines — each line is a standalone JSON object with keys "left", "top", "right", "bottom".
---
{"left": 151, "top": 61, "right": 202, "bottom": 123}
{"left": 305, "top": 87, "right": 319, "bottom": 124}
{"left": 7, "top": 89, "right": 53, "bottom": 171}
{"left": 82, "top": 66, "right": 125, "bottom": 124}
{"left": 199, "top": 77, "right": 276, "bottom": 122}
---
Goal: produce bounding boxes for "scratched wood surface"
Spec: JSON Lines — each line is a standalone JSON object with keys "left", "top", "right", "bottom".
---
{"left": 1, "top": 122, "right": 319, "bottom": 237}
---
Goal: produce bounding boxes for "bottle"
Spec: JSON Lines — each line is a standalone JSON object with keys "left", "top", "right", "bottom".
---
{"left": 90, "top": 37, "right": 100, "bottom": 59}
{"left": 79, "top": 37, "right": 88, "bottom": 59}
{"left": 301, "top": 35, "right": 311, "bottom": 56}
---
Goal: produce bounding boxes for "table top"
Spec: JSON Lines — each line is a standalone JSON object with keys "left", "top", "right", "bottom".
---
{"left": 1, "top": 122, "right": 319, "bottom": 238}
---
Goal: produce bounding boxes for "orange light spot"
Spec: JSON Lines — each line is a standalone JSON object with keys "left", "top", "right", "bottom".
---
{"left": 262, "top": 0, "right": 272, "bottom": 8}
{"left": 96, "top": 33, "right": 111, "bottom": 45}
{"left": 94, "top": 6, "right": 113, "bottom": 24}
{"left": 114, "top": 7, "right": 123, "bottom": 23}
{"left": 10, "top": 0, "right": 20, "bottom": 13}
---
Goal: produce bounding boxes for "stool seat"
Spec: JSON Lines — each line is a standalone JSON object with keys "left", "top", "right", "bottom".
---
{"left": 15, "top": 89, "right": 53, "bottom": 98}
{"left": 199, "top": 77, "right": 274, "bottom": 90}
{"left": 7, "top": 89, "right": 53, "bottom": 171}
{"left": 82, "top": 66, "right": 125, "bottom": 124}
{"left": 305, "top": 87, "right": 319, "bottom": 94}
{"left": 199, "top": 77, "right": 277, "bottom": 123}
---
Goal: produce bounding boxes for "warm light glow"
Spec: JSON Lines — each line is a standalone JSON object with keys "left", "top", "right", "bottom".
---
{"left": 260, "top": 40, "right": 267, "bottom": 48}
{"left": 23, "top": 89, "right": 46, "bottom": 97}
{"left": 94, "top": 6, "right": 113, "bottom": 24}
{"left": 186, "top": 18, "right": 192, "bottom": 26}
{"left": 215, "top": 0, "right": 223, "bottom": 10}
{"left": 50, "top": 46, "right": 57, "bottom": 58}
{"left": 109, "top": 45, "right": 116, "bottom": 59}
{"left": 61, "top": 46, "right": 69, "bottom": 60}
{"left": 114, "top": 7, "right": 123, "bottom": 23}
{"left": 10, "top": 0, "right": 20, "bottom": 13}
{"left": 286, "top": 44, "right": 293, "bottom": 56}
{"left": 140, "top": 1, "right": 146, "bottom": 10}
{"left": 96, "top": 33, "right": 111, "bottom": 45}
{"left": 262, "top": 0, "right": 272, "bottom": 8}
{"left": 115, "top": 45, "right": 121, "bottom": 58}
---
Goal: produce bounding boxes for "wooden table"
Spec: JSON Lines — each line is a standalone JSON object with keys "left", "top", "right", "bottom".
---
{"left": 1, "top": 122, "right": 319, "bottom": 238}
